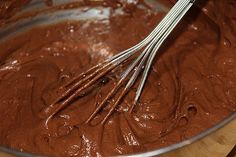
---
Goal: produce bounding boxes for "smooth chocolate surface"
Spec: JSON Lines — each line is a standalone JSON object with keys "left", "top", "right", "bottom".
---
{"left": 0, "top": 0, "right": 235, "bottom": 156}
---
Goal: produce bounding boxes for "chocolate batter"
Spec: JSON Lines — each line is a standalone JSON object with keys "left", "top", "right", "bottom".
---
{"left": 0, "top": 0, "right": 235, "bottom": 156}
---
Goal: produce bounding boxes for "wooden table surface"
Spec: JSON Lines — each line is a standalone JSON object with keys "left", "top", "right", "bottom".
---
{"left": 0, "top": 119, "right": 235, "bottom": 157}
{"left": 161, "top": 119, "right": 236, "bottom": 157}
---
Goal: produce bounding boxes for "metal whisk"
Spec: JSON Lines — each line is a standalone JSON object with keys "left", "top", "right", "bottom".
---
{"left": 42, "top": 0, "right": 195, "bottom": 127}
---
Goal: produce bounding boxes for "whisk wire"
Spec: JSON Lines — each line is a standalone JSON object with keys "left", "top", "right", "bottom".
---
{"left": 133, "top": 0, "right": 194, "bottom": 110}
{"left": 89, "top": 0, "right": 193, "bottom": 123}
{"left": 42, "top": 0, "right": 195, "bottom": 127}
{"left": 108, "top": 0, "right": 187, "bottom": 64}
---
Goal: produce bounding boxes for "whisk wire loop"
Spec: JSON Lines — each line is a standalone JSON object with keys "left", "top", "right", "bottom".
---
{"left": 42, "top": 0, "right": 195, "bottom": 127}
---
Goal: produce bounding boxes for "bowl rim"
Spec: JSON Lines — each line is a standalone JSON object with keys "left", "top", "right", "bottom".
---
{"left": 0, "top": 112, "right": 235, "bottom": 157}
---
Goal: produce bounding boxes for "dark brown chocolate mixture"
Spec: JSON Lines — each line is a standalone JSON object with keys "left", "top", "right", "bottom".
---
{"left": 0, "top": 0, "right": 30, "bottom": 20}
{"left": 0, "top": 0, "right": 235, "bottom": 156}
